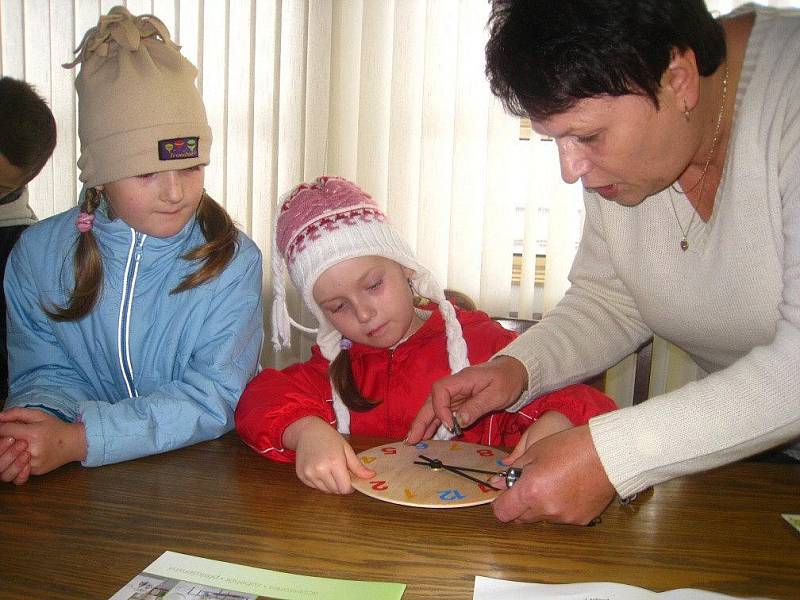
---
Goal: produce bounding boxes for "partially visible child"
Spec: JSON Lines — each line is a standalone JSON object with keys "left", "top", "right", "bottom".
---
{"left": 0, "top": 7, "right": 263, "bottom": 485}
{"left": 0, "top": 76, "right": 58, "bottom": 401}
{"left": 235, "top": 176, "right": 616, "bottom": 494}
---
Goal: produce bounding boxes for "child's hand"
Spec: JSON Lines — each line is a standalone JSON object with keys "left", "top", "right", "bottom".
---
{"left": 0, "top": 407, "right": 87, "bottom": 479}
{"left": 287, "top": 417, "right": 376, "bottom": 494}
{"left": 0, "top": 435, "right": 32, "bottom": 485}
{"left": 502, "top": 411, "right": 573, "bottom": 467}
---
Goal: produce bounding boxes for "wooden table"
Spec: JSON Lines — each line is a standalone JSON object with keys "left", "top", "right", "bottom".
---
{"left": 2, "top": 433, "right": 799, "bottom": 599}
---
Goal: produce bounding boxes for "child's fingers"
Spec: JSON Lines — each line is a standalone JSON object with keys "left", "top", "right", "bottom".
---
{"left": 13, "top": 462, "right": 32, "bottom": 485}
{"left": 0, "top": 422, "right": 31, "bottom": 443}
{"left": 0, "top": 438, "right": 28, "bottom": 474}
{"left": 317, "top": 474, "right": 341, "bottom": 495}
{"left": 310, "top": 465, "right": 351, "bottom": 495}
{"left": 0, "top": 406, "right": 31, "bottom": 423}
{"left": 0, "top": 410, "right": 18, "bottom": 422}
{"left": 1, "top": 449, "right": 31, "bottom": 483}
{"left": 0, "top": 436, "right": 14, "bottom": 454}
{"left": 501, "top": 429, "right": 532, "bottom": 465}
{"left": 0, "top": 407, "right": 46, "bottom": 423}
{"left": 298, "top": 470, "right": 334, "bottom": 494}
{"left": 332, "top": 466, "right": 356, "bottom": 495}
{"left": 345, "top": 447, "right": 375, "bottom": 481}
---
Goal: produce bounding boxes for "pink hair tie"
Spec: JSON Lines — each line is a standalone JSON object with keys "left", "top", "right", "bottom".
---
{"left": 76, "top": 211, "right": 95, "bottom": 233}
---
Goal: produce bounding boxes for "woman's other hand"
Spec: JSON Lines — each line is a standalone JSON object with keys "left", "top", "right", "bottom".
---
{"left": 406, "top": 355, "right": 528, "bottom": 443}
{"left": 492, "top": 425, "right": 616, "bottom": 525}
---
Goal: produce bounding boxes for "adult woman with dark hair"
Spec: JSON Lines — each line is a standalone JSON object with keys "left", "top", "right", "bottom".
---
{"left": 407, "top": 0, "right": 800, "bottom": 525}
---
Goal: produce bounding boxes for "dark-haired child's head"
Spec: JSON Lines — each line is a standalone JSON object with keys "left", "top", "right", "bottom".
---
{"left": 0, "top": 77, "right": 57, "bottom": 200}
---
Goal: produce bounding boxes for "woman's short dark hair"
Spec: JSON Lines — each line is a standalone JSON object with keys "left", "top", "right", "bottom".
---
{"left": 485, "top": 0, "right": 726, "bottom": 121}
{"left": 0, "top": 77, "right": 57, "bottom": 182}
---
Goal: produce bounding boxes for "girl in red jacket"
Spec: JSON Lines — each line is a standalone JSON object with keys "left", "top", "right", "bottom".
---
{"left": 235, "top": 176, "right": 616, "bottom": 494}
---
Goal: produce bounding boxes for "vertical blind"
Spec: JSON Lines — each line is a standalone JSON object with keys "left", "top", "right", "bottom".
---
{"left": 1, "top": 0, "right": 790, "bottom": 402}
{"left": 1, "top": 0, "right": 571, "bottom": 357}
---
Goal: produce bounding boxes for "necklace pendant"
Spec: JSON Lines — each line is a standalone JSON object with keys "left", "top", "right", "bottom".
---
{"left": 680, "top": 238, "right": 689, "bottom": 251}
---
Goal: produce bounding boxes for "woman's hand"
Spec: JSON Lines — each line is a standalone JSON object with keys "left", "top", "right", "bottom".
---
{"left": 0, "top": 407, "right": 87, "bottom": 482}
{"left": 406, "top": 356, "right": 529, "bottom": 443}
{"left": 491, "top": 425, "right": 616, "bottom": 525}
{"left": 286, "top": 417, "right": 376, "bottom": 494}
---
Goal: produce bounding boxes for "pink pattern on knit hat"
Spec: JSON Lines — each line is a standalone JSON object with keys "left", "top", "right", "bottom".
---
{"left": 287, "top": 207, "right": 384, "bottom": 263}
{"left": 276, "top": 176, "right": 383, "bottom": 260}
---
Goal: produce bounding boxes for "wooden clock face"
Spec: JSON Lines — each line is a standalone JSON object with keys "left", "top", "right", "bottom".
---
{"left": 350, "top": 440, "right": 508, "bottom": 508}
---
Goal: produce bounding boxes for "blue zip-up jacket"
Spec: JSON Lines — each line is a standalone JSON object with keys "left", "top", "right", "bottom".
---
{"left": 4, "top": 205, "right": 263, "bottom": 466}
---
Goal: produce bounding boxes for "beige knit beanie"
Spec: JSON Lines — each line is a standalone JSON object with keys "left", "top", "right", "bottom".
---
{"left": 64, "top": 6, "right": 211, "bottom": 187}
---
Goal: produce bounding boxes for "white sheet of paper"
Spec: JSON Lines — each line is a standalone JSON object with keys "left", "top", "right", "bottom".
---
{"left": 473, "top": 577, "right": 775, "bottom": 600}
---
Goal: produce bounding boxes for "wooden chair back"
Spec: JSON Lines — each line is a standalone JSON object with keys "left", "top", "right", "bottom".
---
{"left": 491, "top": 317, "right": 539, "bottom": 335}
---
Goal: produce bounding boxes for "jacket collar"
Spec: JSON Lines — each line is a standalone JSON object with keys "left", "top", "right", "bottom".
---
{"left": 0, "top": 187, "right": 37, "bottom": 227}
{"left": 91, "top": 199, "right": 200, "bottom": 258}
{"left": 346, "top": 307, "right": 456, "bottom": 357}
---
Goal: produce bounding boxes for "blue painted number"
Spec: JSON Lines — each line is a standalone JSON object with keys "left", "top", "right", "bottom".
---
{"left": 438, "top": 489, "right": 466, "bottom": 502}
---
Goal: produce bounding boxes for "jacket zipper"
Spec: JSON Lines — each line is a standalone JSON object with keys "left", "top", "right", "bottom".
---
{"left": 385, "top": 348, "right": 393, "bottom": 432}
{"left": 117, "top": 230, "right": 146, "bottom": 398}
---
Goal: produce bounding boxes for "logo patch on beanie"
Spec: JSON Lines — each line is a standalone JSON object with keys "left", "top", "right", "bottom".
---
{"left": 158, "top": 137, "right": 199, "bottom": 161}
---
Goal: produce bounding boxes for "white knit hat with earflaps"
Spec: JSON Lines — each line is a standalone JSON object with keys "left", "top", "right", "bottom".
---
{"left": 271, "top": 176, "right": 468, "bottom": 439}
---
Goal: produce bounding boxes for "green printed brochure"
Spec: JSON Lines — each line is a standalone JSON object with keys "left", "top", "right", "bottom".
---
{"left": 109, "top": 551, "right": 405, "bottom": 600}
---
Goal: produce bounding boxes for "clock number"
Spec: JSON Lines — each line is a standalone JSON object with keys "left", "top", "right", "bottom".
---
{"left": 477, "top": 449, "right": 495, "bottom": 457}
{"left": 477, "top": 482, "right": 496, "bottom": 493}
{"left": 438, "top": 489, "right": 466, "bottom": 502}
{"left": 370, "top": 480, "right": 389, "bottom": 491}
{"left": 381, "top": 447, "right": 397, "bottom": 455}
{"left": 361, "top": 456, "right": 376, "bottom": 464}
{"left": 449, "top": 442, "right": 463, "bottom": 451}
{"left": 414, "top": 441, "right": 429, "bottom": 450}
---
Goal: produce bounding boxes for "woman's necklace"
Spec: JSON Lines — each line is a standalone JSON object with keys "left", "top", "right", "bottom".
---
{"left": 670, "top": 63, "right": 729, "bottom": 252}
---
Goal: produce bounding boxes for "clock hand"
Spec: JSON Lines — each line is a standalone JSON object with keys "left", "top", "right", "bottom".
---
{"left": 414, "top": 457, "right": 496, "bottom": 475}
{"left": 415, "top": 455, "right": 523, "bottom": 489}
{"left": 416, "top": 455, "right": 502, "bottom": 491}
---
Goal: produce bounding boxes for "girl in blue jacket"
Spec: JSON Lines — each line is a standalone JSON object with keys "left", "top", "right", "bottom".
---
{"left": 0, "top": 7, "right": 263, "bottom": 484}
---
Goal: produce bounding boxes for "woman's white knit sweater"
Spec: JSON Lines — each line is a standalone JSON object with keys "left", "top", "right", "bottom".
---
{"left": 499, "top": 6, "right": 800, "bottom": 497}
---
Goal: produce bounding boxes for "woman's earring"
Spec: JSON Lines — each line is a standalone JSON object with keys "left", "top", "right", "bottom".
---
{"left": 683, "top": 100, "right": 691, "bottom": 122}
